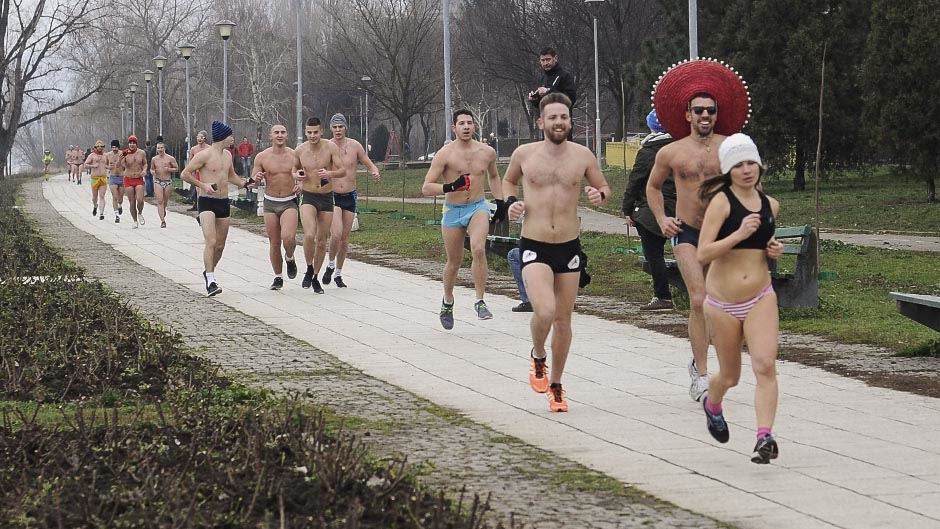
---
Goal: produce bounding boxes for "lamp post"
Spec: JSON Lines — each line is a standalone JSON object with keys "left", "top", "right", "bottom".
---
{"left": 153, "top": 55, "right": 167, "bottom": 137}
{"left": 120, "top": 102, "right": 126, "bottom": 139}
{"left": 216, "top": 20, "right": 236, "bottom": 123}
{"left": 442, "top": 0, "right": 452, "bottom": 143}
{"left": 177, "top": 44, "right": 195, "bottom": 163}
{"left": 361, "top": 76, "right": 372, "bottom": 154}
{"left": 294, "top": 0, "right": 303, "bottom": 146}
{"left": 688, "top": 0, "right": 698, "bottom": 59}
{"left": 143, "top": 70, "right": 153, "bottom": 142}
{"left": 585, "top": 0, "right": 604, "bottom": 167}
{"left": 360, "top": 75, "right": 373, "bottom": 210}
{"left": 129, "top": 82, "right": 139, "bottom": 136}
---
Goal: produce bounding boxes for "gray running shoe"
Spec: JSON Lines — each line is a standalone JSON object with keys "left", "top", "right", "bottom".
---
{"left": 690, "top": 374, "right": 709, "bottom": 402}
{"left": 440, "top": 301, "right": 454, "bottom": 330}
{"left": 475, "top": 300, "right": 493, "bottom": 320}
{"left": 270, "top": 277, "right": 284, "bottom": 290}
{"left": 640, "top": 297, "right": 673, "bottom": 311}
{"left": 286, "top": 258, "right": 297, "bottom": 279}
{"left": 206, "top": 282, "right": 222, "bottom": 297}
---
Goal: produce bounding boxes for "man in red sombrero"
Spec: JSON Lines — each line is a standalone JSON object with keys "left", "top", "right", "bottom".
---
{"left": 645, "top": 59, "right": 750, "bottom": 403}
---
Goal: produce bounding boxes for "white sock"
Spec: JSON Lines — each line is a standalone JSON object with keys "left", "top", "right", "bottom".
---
{"left": 335, "top": 268, "right": 342, "bottom": 277}
{"left": 275, "top": 274, "right": 282, "bottom": 279}
{"left": 328, "top": 260, "right": 335, "bottom": 268}
{"left": 206, "top": 272, "right": 217, "bottom": 285}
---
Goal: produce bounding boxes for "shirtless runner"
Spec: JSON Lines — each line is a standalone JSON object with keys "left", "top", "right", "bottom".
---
{"left": 121, "top": 135, "right": 148, "bottom": 228}
{"left": 180, "top": 120, "right": 254, "bottom": 296}
{"left": 421, "top": 109, "right": 505, "bottom": 329}
{"left": 105, "top": 140, "right": 124, "bottom": 222}
{"left": 252, "top": 124, "right": 301, "bottom": 290}
{"left": 321, "top": 113, "right": 381, "bottom": 288}
{"left": 646, "top": 58, "right": 751, "bottom": 402}
{"left": 294, "top": 117, "right": 343, "bottom": 294}
{"left": 502, "top": 93, "right": 610, "bottom": 413}
{"left": 150, "top": 142, "right": 179, "bottom": 228}
{"left": 83, "top": 140, "right": 108, "bottom": 220}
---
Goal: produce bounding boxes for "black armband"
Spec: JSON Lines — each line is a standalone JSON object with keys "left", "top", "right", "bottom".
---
{"left": 505, "top": 196, "right": 518, "bottom": 207}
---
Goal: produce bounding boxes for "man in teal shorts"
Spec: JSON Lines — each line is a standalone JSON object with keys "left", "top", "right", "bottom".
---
{"left": 421, "top": 109, "right": 507, "bottom": 330}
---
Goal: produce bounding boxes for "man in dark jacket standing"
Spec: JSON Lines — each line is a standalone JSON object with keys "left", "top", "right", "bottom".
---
{"left": 528, "top": 47, "right": 577, "bottom": 110}
{"left": 623, "top": 110, "right": 676, "bottom": 310}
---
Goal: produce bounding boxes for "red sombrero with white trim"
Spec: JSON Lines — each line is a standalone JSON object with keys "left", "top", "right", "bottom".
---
{"left": 651, "top": 58, "right": 751, "bottom": 140}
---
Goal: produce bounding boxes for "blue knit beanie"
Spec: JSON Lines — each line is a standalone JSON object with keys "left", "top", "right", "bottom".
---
{"left": 212, "top": 120, "right": 233, "bottom": 142}
{"left": 646, "top": 110, "right": 665, "bottom": 133}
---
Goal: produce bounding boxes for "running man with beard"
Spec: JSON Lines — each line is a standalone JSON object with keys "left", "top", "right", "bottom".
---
{"left": 294, "top": 117, "right": 343, "bottom": 294}
{"left": 252, "top": 124, "right": 301, "bottom": 290}
{"left": 83, "top": 140, "right": 109, "bottom": 220}
{"left": 646, "top": 59, "right": 751, "bottom": 403}
{"left": 322, "top": 113, "right": 381, "bottom": 288}
{"left": 150, "top": 142, "right": 179, "bottom": 228}
{"left": 105, "top": 140, "right": 124, "bottom": 222}
{"left": 121, "top": 135, "right": 148, "bottom": 228}
{"left": 187, "top": 130, "right": 210, "bottom": 210}
{"left": 421, "top": 109, "right": 506, "bottom": 330}
{"left": 502, "top": 93, "right": 610, "bottom": 412}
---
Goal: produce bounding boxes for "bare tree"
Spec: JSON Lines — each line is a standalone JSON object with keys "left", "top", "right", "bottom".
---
{"left": 320, "top": 0, "right": 443, "bottom": 167}
{"left": 1, "top": 0, "right": 110, "bottom": 178}
{"left": 223, "top": 1, "right": 293, "bottom": 143}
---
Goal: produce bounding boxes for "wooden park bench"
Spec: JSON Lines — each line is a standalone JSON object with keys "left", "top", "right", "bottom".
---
{"left": 889, "top": 292, "right": 940, "bottom": 332}
{"left": 641, "top": 225, "right": 819, "bottom": 308}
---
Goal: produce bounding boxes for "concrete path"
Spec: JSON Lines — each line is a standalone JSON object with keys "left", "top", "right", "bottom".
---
{"left": 365, "top": 196, "right": 940, "bottom": 252}
{"left": 42, "top": 175, "right": 940, "bottom": 529}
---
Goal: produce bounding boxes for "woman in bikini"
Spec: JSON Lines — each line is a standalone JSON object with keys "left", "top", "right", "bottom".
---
{"left": 696, "top": 133, "right": 784, "bottom": 464}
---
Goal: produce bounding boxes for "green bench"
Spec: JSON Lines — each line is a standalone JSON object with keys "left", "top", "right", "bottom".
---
{"left": 641, "top": 225, "right": 819, "bottom": 308}
{"left": 889, "top": 292, "right": 940, "bottom": 332}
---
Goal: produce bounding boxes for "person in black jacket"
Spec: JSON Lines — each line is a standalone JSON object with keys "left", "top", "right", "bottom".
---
{"left": 623, "top": 110, "right": 676, "bottom": 310}
{"left": 528, "top": 47, "right": 577, "bottom": 110}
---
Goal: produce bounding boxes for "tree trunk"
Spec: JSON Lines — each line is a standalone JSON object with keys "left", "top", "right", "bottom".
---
{"left": 927, "top": 175, "right": 936, "bottom": 203}
{"left": 792, "top": 143, "right": 806, "bottom": 191}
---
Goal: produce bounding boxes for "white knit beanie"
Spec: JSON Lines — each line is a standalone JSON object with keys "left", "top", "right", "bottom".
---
{"left": 719, "top": 133, "right": 763, "bottom": 174}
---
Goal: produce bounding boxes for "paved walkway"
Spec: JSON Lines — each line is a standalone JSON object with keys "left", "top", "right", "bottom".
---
{"left": 365, "top": 196, "right": 940, "bottom": 252}
{"left": 39, "top": 176, "right": 940, "bottom": 529}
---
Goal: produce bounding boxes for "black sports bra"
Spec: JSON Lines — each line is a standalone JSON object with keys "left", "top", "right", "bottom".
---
{"left": 716, "top": 187, "right": 775, "bottom": 250}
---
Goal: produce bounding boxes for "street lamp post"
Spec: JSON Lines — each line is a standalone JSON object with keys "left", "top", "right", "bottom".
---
{"left": 360, "top": 75, "right": 373, "bottom": 210}
{"left": 178, "top": 44, "right": 195, "bottom": 164}
{"left": 120, "top": 103, "right": 126, "bottom": 139}
{"left": 585, "top": 0, "right": 604, "bottom": 167}
{"left": 294, "top": 0, "right": 303, "bottom": 146}
{"left": 442, "top": 0, "right": 452, "bottom": 143}
{"left": 143, "top": 70, "right": 153, "bottom": 142}
{"left": 216, "top": 20, "right": 236, "bottom": 123}
{"left": 129, "top": 82, "right": 139, "bottom": 137}
{"left": 153, "top": 55, "right": 167, "bottom": 137}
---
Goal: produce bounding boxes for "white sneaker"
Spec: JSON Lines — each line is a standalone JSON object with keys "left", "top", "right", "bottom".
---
{"left": 690, "top": 374, "right": 709, "bottom": 402}
{"left": 139, "top": 214, "right": 145, "bottom": 225}
{"left": 133, "top": 220, "right": 139, "bottom": 229}
{"left": 688, "top": 358, "right": 700, "bottom": 380}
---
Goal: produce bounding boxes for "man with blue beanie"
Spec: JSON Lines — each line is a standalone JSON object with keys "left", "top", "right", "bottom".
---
{"left": 180, "top": 120, "right": 256, "bottom": 296}
{"left": 623, "top": 110, "right": 676, "bottom": 311}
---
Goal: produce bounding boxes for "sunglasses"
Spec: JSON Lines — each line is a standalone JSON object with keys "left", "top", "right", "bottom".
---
{"left": 690, "top": 106, "right": 718, "bottom": 115}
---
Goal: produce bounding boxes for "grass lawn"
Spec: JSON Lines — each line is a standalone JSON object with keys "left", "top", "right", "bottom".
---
{"left": 351, "top": 201, "right": 939, "bottom": 353}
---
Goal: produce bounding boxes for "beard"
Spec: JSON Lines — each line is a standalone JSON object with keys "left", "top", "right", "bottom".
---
{"left": 545, "top": 126, "right": 569, "bottom": 144}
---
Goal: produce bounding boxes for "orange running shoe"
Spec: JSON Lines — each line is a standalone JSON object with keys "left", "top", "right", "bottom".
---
{"left": 547, "top": 383, "right": 568, "bottom": 412}
{"left": 529, "top": 353, "right": 549, "bottom": 393}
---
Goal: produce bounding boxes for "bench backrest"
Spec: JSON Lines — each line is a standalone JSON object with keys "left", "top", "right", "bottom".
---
{"left": 774, "top": 225, "right": 813, "bottom": 255}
